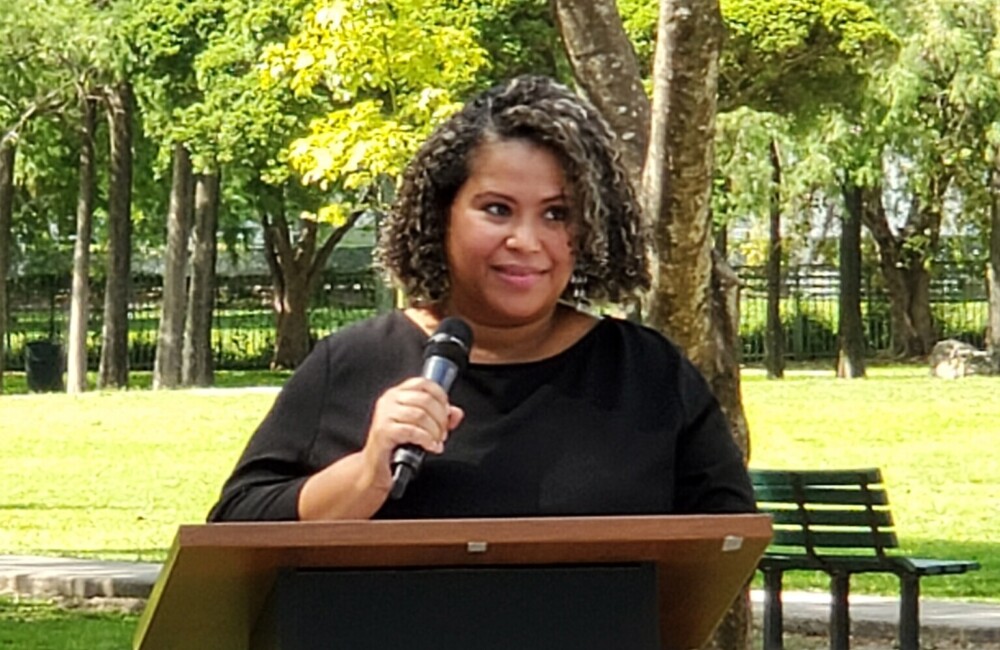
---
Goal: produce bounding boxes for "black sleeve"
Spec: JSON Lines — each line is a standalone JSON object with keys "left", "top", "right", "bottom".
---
{"left": 671, "top": 357, "right": 757, "bottom": 514}
{"left": 206, "top": 341, "right": 331, "bottom": 522}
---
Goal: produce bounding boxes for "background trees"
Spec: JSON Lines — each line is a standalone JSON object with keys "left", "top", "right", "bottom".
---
{"left": 3, "top": 0, "right": 1000, "bottom": 391}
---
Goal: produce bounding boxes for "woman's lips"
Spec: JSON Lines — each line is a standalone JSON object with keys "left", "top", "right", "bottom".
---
{"left": 493, "top": 264, "right": 546, "bottom": 289}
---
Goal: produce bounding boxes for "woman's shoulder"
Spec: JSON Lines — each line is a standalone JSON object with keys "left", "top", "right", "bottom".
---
{"left": 593, "top": 315, "right": 686, "bottom": 360}
{"left": 317, "top": 310, "right": 420, "bottom": 345}
{"left": 312, "top": 311, "right": 425, "bottom": 364}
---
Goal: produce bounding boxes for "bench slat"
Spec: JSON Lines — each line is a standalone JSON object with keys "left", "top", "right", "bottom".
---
{"left": 754, "top": 485, "right": 889, "bottom": 506}
{"left": 751, "top": 468, "right": 882, "bottom": 486}
{"left": 771, "top": 529, "right": 897, "bottom": 549}
{"left": 768, "top": 509, "right": 893, "bottom": 528}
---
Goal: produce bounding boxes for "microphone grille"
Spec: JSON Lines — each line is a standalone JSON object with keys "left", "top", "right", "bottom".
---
{"left": 424, "top": 317, "right": 473, "bottom": 367}
{"left": 436, "top": 317, "right": 473, "bottom": 349}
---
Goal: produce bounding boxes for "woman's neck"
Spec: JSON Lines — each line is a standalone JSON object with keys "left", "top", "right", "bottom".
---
{"left": 404, "top": 303, "right": 595, "bottom": 364}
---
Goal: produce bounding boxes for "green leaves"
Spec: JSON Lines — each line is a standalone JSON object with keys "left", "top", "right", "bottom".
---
{"left": 719, "top": 0, "right": 898, "bottom": 115}
{"left": 264, "top": 0, "right": 488, "bottom": 191}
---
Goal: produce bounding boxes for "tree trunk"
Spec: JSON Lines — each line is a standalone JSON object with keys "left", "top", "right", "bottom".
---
{"left": 642, "top": 2, "right": 723, "bottom": 363}
{"left": 988, "top": 162, "right": 1000, "bottom": 371}
{"left": 67, "top": 96, "right": 98, "bottom": 394}
{"left": 0, "top": 138, "right": 14, "bottom": 393}
{"left": 554, "top": 2, "right": 751, "bottom": 646}
{"left": 99, "top": 82, "right": 134, "bottom": 389}
{"left": 153, "top": 144, "right": 193, "bottom": 389}
{"left": 714, "top": 202, "right": 729, "bottom": 256}
{"left": 261, "top": 186, "right": 365, "bottom": 370}
{"left": 272, "top": 269, "right": 312, "bottom": 369}
{"left": 837, "top": 181, "right": 866, "bottom": 378}
{"left": 550, "top": 0, "right": 650, "bottom": 188}
{"left": 183, "top": 171, "right": 220, "bottom": 387}
{"left": 764, "top": 138, "right": 784, "bottom": 379}
{"left": 860, "top": 186, "right": 937, "bottom": 358}
{"left": 641, "top": 2, "right": 750, "bottom": 645}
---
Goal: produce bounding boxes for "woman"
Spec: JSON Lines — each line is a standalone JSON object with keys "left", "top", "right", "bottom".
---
{"left": 208, "top": 75, "right": 754, "bottom": 522}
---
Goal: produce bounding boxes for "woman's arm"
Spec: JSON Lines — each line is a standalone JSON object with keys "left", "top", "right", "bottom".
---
{"left": 298, "top": 377, "right": 463, "bottom": 520}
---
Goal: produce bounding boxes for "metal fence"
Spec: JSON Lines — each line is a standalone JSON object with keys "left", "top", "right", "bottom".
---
{"left": 2, "top": 261, "right": 992, "bottom": 370}
{"left": 2, "top": 271, "right": 377, "bottom": 371}
{"left": 737, "top": 261, "right": 989, "bottom": 361}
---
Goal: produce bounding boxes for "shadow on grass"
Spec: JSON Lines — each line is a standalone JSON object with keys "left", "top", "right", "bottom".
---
{"left": 25, "top": 549, "right": 170, "bottom": 563}
{"left": 1, "top": 369, "right": 292, "bottom": 396}
{"left": 0, "top": 503, "right": 137, "bottom": 511}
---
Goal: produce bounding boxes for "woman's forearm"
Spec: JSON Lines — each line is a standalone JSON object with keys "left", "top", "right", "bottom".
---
{"left": 297, "top": 451, "right": 392, "bottom": 520}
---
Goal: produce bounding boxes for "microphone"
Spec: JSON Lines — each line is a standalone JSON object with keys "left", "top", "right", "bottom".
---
{"left": 389, "top": 317, "right": 473, "bottom": 500}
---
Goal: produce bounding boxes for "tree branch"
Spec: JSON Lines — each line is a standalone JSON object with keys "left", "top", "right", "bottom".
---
{"left": 307, "top": 209, "right": 366, "bottom": 292}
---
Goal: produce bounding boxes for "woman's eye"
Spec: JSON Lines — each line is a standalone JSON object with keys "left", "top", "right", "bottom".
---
{"left": 484, "top": 203, "right": 511, "bottom": 217}
{"left": 545, "top": 206, "right": 569, "bottom": 221}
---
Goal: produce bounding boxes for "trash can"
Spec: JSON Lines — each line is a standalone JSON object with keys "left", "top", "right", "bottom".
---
{"left": 24, "top": 340, "right": 64, "bottom": 392}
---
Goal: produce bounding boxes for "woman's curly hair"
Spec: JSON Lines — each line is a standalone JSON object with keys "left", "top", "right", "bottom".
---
{"left": 377, "top": 74, "right": 650, "bottom": 305}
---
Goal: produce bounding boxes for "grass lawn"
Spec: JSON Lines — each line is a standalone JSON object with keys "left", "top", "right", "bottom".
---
{"left": 0, "top": 365, "right": 997, "bottom": 602}
{"left": 0, "top": 597, "right": 136, "bottom": 649}
{"left": 743, "top": 365, "right": 1000, "bottom": 601}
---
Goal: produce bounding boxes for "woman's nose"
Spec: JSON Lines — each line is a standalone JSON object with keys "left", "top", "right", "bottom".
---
{"left": 504, "top": 217, "right": 542, "bottom": 251}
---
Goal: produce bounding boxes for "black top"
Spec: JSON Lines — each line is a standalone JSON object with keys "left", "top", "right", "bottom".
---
{"left": 207, "top": 311, "right": 755, "bottom": 521}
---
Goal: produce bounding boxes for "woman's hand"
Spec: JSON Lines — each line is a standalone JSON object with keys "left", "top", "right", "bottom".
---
{"left": 299, "top": 376, "right": 464, "bottom": 520}
{"left": 360, "top": 377, "right": 465, "bottom": 491}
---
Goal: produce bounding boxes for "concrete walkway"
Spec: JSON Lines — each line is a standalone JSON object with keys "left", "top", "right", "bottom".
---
{"left": 1, "top": 554, "right": 998, "bottom": 643}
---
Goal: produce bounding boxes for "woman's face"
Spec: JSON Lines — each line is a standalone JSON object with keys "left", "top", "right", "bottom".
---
{"left": 445, "top": 138, "right": 575, "bottom": 328}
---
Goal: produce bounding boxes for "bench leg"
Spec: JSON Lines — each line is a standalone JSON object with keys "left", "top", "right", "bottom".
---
{"left": 899, "top": 574, "right": 920, "bottom": 650}
{"left": 830, "top": 573, "right": 850, "bottom": 650}
{"left": 762, "top": 570, "right": 784, "bottom": 650}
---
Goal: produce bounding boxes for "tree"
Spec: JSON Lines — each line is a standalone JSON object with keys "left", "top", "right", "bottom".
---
{"left": 867, "top": 0, "right": 995, "bottom": 357}
{"left": 552, "top": 0, "right": 753, "bottom": 645}
{"left": 0, "top": 0, "right": 128, "bottom": 391}
{"left": 720, "top": 0, "right": 895, "bottom": 376}
{"left": 471, "top": 0, "right": 567, "bottom": 84}
{"left": 98, "top": 80, "right": 134, "bottom": 389}
{"left": 183, "top": 171, "right": 220, "bottom": 386}
{"left": 128, "top": 0, "right": 323, "bottom": 375}
{"left": 126, "top": 0, "right": 227, "bottom": 388}
{"left": 551, "top": 1, "right": 649, "bottom": 187}
{"left": 990, "top": 160, "right": 1000, "bottom": 369}
{"left": 554, "top": 0, "right": 896, "bottom": 642}
{"left": 66, "top": 95, "right": 98, "bottom": 393}
{"left": 642, "top": 3, "right": 753, "bottom": 644}
{"left": 153, "top": 144, "right": 193, "bottom": 389}
{"left": 261, "top": 0, "right": 488, "bottom": 367}
{"left": 764, "top": 137, "right": 785, "bottom": 379}
{"left": 0, "top": 137, "right": 12, "bottom": 392}
{"left": 0, "top": 0, "right": 81, "bottom": 391}
{"left": 838, "top": 178, "right": 867, "bottom": 377}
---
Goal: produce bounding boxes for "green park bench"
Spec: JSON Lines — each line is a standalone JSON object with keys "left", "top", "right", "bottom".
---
{"left": 750, "top": 467, "right": 980, "bottom": 650}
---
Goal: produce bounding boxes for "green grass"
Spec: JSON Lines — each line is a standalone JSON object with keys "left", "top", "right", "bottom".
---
{"left": 0, "top": 365, "right": 997, "bottom": 602}
{"left": 0, "top": 597, "right": 136, "bottom": 649}
{"left": 742, "top": 365, "right": 1000, "bottom": 601}
{"left": 0, "top": 388, "right": 275, "bottom": 561}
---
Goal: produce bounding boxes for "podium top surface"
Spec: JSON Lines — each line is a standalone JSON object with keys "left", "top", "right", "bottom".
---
{"left": 135, "top": 514, "right": 771, "bottom": 650}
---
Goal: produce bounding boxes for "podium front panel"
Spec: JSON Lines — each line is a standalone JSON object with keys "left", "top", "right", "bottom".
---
{"left": 252, "top": 564, "right": 659, "bottom": 650}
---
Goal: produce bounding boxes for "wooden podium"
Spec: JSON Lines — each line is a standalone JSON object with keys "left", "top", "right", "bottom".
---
{"left": 133, "top": 515, "right": 770, "bottom": 650}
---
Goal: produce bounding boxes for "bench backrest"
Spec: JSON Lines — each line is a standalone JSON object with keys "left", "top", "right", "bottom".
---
{"left": 750, "top": 468, "right": 898, "bottom": 558}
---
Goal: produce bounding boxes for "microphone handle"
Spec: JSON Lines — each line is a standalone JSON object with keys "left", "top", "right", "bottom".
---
{"left": 389, "top": 356, "right": 460, "bottom": 499}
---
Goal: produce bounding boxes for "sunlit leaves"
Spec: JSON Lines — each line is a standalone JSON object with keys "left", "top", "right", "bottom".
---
{"left": 263, "top": 0, "right": 488, "bottom": 190}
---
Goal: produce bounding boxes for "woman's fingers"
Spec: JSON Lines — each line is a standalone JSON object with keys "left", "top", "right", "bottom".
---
{"left": 368, "top": 377, "right": 455, "bottom": 456}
